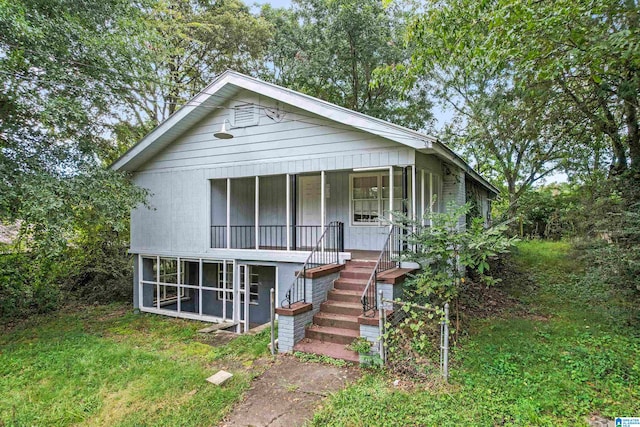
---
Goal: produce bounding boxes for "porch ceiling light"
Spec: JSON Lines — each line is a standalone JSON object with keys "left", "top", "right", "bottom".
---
{"left": 214, "top": 119, "right": 234, "bottom": 139}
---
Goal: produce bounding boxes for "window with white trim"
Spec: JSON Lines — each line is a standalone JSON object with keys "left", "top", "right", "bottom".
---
{"left": 216, "top": 262, "right": 234, "bottom": 301}
{"left": 350, "top": 172, "right": 404, "bottom": 225}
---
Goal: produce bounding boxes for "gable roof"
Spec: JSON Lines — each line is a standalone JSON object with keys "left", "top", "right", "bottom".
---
{"left": 111, "top": 70, "right": 498, "bottom": 195}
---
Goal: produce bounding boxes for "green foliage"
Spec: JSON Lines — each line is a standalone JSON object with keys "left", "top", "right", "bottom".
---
{"left": 0, "top": 170, "right": 147, "bottom": 321}
{"left": 408, "top": 0, "right": 640, "bottom": 174}
{"left": 506, "top": 184, "right": 580, "bottom": 239}
{"left": 0, "top": 0, "right": 149, "bottom": 319}
{"left": 122, "top": 0, "right": 273, "bottom": 128}
{"left": 293, "top": 351, "right": 349, "bottom": 367}
{"left": 310, "top": 241, "right": 640, "bottom": 426}
{"left": 0, "top": 306, "right": 271, "bottom": 425}
{"left": 262, "top": 0, "right": 433, "bottom": 130}
{"left": 346, "top": 337, "right": 372, "bottom": 355}
{"left": 402, "top": 202, "right": 516, "bottom": 304}
{"left": 574, "top": 173, "right": 640, "bottom": 297}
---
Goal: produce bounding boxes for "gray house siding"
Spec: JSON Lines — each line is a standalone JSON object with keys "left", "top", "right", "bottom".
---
{"left": 442, "top": 166, "right": 467, "bottom": 230}
{"left": 124, "top": 79, "right": 495, "bottom": 327}
{"left": 131, "top": 169, "right": 209, "bottom": 254}
{"left": 139, "top": 90, "right": 408, "bottom": 174}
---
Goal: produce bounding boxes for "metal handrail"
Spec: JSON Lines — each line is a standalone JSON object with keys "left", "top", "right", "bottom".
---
{"left": 282, "top": 221, "right": 343, "bottom": 307}
{"left": 361, "top": 226, "right": 399, "bottom": 315}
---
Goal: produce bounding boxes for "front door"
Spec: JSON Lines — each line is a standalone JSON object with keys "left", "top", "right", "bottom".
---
{"left": 299, "top": 175, "right": 321, "bottom": 225}
{"left": 298, "top": 175, "right": 322, "bottom": 249}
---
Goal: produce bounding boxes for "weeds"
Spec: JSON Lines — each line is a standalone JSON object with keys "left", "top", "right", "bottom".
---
{"left": 310, "top": 241, "right": 640, "bottom": 426}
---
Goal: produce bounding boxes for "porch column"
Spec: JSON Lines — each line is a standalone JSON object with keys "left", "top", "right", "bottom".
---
{"left": 320, "top": 170, "right": 326, "bottom": 230}
{"left": 255, "top": 176, "right": 259, "bottom": 250}
{"left": 421, "top": 169, "right": 425, "bottom": 226}
{"left": 429, "top": 172, "right": 434, "bottom": 215}
{"left": 226, "top": 178, "right": 231, "bottom": 249}
{"left": 286, "top": 174, "right": 291, "bottom": 251}
{"left": 412, "top": 165, "right": 417, "bottom": 233}
{"left": 388, "top": 166, "right": 394, "bottom": 228}
{"left": 321, "top": 170, "right": 326, "bottom": 252}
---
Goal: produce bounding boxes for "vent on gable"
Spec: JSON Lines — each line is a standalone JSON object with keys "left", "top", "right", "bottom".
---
{"left": 231, "top": 103, "right": 259, "bottom": 128}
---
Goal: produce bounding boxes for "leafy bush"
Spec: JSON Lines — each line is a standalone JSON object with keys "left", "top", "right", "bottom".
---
{"left": 64, "top": 230, "right": 134, "bottom": 304}
{"left": 0, "top": 252, "right": 62, "bottom": 319}
{"left": 401, "top": 202, "right": 517, "bottom": 305}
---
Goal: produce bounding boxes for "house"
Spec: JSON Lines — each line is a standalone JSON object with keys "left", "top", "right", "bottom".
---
{"left": 112, "top": 70, "right": 497, "bottom": 360}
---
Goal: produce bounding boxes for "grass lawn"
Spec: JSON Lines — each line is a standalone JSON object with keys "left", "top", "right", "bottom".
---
{"left": 0, "top": 307, "right": 271, "bottom": 426}
{"left": 310, "top": 241, "right": 640, "bottom": 426}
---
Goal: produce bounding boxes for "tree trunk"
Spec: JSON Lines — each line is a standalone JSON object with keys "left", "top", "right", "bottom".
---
{"left": 624, "top": 95, "right": 640, "bottom": 170}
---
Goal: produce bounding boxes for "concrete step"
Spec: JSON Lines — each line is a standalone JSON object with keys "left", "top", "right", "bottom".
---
{"left": 293, "top": 338, "right": 360, "bottom": 363}
{"left": 340, "top": 268, "right": 375, "bottom": 280}
{"left": 305, "top": 324, "right": 359, "bottom": 345}
{"left": 327, "top": 289, "right": 362, "bottom": 303}
{"left": 346, "top": 260, "right": 378, "bottom": 268}
{"left": 333, "top": 278, "right": 368, "bottom": 291}
{"left": 320, "top": 300, "right": 362, "bottom": 316}
{"left": 313, "top": 311, "right": 359, "bottom": 330}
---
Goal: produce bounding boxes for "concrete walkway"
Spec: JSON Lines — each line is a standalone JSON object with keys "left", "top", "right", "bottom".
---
{"left": 220, "top": 356, "right": 360, "bottom": 427}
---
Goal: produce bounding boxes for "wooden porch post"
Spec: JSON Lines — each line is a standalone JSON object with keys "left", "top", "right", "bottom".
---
{"left": 321, "top": 171, "right": 326, "bottom": 229}
{"left": 255, "top": 176, "right": 259, "bottom": 250}
{"left": 321, "top": 170, "right": 326, "bottom": 251}
{"left": 388, "top": 166, "right": 394, "bottom": 229}
{"left": 226, "top": 178, "right": 231, "bottom": 249}
{"left": 286, "top": 174, "right": 291, "bottom": 251}
{"left": 412, "top": 165, "right": 417, "bottom": 233}
{"left": 421, "top": 169, "right": 426, "bottom": 226}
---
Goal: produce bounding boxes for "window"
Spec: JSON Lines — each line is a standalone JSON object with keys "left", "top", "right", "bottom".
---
{"left": 238, "top": 269, "right": 260, "bottom": 305}
{"left": 248, "top": 271, "right": 259, "bottom": 304}
{"left": 216, "top": 262, "right": 234, "bottom": 301}
{"left": 350, "top": 172, "right": 404, "bottom": 225}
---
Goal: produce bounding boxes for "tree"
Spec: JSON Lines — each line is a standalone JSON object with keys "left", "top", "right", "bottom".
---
{"left": 409, "top": 0, "right": 640, "bottom": 174}
{"left": 399, "top": 1, "right": 617, "bottom": 217}
{"left": 262, "top": 0, "right": 433, "bottom": 130}
{"left": 440, "top": 84, "right": 579, "bottom": 217}
{"left": 0, "top": 0, "right": 148, "bottom": 316}
{"left": 120, "top": 0, "right": 273, "bottom": 131}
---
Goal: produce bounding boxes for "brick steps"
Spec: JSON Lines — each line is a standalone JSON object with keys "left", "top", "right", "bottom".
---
{"left": 294, "top": 338, "right": 360, "bottom": 363}
{"left": 320, "top": 300, "right": 362, "bottom": 316}
{"left": 327, "top": 289, "right": 362, "bottom": 303}
{"left": 292, "top": 260, "right": 372, "bottom": 362}
{"left": 313, "top": 311, "right": 359, "bottom": 330}
{"left": 333, "top": 278, "right": 368, "bottom": 291}
{"left": 305, "top": 324, "right": 359, "bottom": 345}
{"left": 340, "top": 269, "right": 374, "bottom": 280}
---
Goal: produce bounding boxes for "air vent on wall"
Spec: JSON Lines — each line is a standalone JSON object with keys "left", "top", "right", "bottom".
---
{"left": 231, "top": 103, "right": 259, "bottom": 128}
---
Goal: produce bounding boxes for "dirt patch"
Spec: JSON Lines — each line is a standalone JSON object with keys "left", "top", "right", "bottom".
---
{"left": 459, "top": 254, "right": 534, "bottom": 320}
{"left": 220, "top": 355, "right": 360, "bottom": 427}
{"left": 458, "top": 278, "right": 524, "bottom": 319}
{"left": 197, "top": 330, "right": 240, "bottom": 347}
